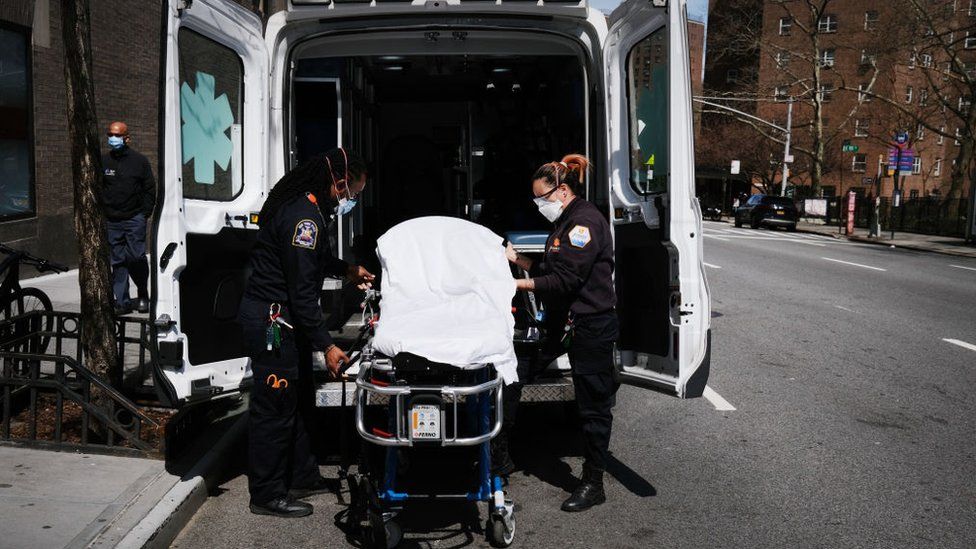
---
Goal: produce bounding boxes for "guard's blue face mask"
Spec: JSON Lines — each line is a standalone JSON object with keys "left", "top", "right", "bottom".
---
{"left": 108, "top": 136, "right": 125, "bottom": 150}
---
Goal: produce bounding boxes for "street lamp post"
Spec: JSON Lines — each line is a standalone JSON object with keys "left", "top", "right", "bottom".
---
{"left": 693, "top": 96, "right": 794, "bottom": 196}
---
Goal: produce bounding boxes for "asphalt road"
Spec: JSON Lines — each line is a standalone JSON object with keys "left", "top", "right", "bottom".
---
{"left": 173, "top": 221, "right": 976, "bottom": 549}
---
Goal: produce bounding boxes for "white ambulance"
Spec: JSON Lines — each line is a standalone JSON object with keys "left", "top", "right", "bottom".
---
{"left": 151, "top": 0, "right": 711, "bottom": 405}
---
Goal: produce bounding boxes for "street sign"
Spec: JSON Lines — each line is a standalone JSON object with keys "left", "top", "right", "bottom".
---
{"left": 862, "top": 177, "right": 874, "bottom": 185}
{"left": 842, "top": 140, "right": 859, "bottom": 153}
{"left": 893, "top": 189, "right": 902, "bottom": 207}
{"left": 895, "top": 132, "right": 909, "bottom": 145}
{"left": 730, "top": 160, "right": 741, "bottom": 175}
{"left": 785, "top": 154, "right": 795, "bottom": 163}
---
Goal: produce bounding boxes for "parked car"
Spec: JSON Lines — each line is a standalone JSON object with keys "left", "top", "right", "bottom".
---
{"left": 734, "top": 194, "right": 799, "bottom": 231}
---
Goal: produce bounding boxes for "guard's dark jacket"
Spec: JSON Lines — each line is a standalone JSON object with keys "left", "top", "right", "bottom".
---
{"left": 242, "top": 193, "right": 348, "bottom": 350}
{"left": 530, "top": 197, "right": 616, "bottom": 315}
{"left": 100, "top": 147, "right": 156, "bottom": 220}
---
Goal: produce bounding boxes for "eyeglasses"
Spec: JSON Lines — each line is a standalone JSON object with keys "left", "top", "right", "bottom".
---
{"left": 535, "top": 185, "right": 560, "bottom": 200}
{"left": 107, "top": 133, "right": 126, "bottom": 137}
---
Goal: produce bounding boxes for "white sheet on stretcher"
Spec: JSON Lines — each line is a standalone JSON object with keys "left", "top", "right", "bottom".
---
{"left": 371, "top": 216, "right": 519, "bottom": 385}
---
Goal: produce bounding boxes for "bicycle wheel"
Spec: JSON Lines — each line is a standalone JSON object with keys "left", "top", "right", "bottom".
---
{"left": 0, "top": 287, "right": 54, "bottom": 354}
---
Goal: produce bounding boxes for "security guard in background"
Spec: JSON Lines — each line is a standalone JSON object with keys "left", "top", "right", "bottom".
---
{"left": 238, "top": 148, "right": 374, "bottom": 518}
{"left": 500, "top": 153, "right": 619, "bottom": 512}
{"left": 100, "top": 121, "right": 155, "bottom": 315}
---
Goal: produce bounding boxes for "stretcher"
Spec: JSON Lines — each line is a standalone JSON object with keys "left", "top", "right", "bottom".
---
{"left": 337, "top": 291, "right": 515, "bottom": 548}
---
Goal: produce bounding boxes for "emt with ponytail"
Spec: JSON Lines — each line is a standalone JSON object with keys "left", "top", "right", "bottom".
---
{"left": 496, "top": 153, "right": 619, "bottom": 513}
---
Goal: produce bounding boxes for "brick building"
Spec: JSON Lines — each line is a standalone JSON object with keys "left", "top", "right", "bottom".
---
{"left": 0, "top": 0, "right": 275, "bottom": 269}
{"left": 753, "top": 0, "right": 975, "bottom": 200}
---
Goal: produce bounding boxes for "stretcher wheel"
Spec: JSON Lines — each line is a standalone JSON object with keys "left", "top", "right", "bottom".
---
{"left": 487, "top": 514, "right": 515, "bottom": 547}
{"left": 365, "top": 510, "right": 401, "bottom": 549}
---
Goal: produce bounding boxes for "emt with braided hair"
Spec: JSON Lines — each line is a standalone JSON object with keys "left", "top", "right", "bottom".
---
{"left": 496, "top": 153, "right": 619, "bottom": 512}
{"left": 238, "top": 148, "right": 374, "bottom": 518}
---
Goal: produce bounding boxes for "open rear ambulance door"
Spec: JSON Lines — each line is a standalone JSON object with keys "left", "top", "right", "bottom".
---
{"left": 605, "top": 0, "right": 711, "bottom": 398}
{"left": 153, "top": 0, "right": 269, "bottom": 405}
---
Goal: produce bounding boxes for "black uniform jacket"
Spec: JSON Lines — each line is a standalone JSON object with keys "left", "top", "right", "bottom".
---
{"left": 530, "top": 197, "right": 616, "bottom": 316}
{"left": 100, "top": 147, "right": 156, "bottom": 220}
{"left": 242, "top": 193, "right": 349, "bottom": 350}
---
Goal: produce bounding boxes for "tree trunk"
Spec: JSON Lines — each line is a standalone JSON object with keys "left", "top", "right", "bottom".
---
{"left": 61, "top": 0, "right": 120, "bottom": 386}
{"left": 945, "top": 104, "right": 976, "bottom": 203}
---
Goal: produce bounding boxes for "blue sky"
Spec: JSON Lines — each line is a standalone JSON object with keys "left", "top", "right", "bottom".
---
{"left": 590, "top": 0, "right": 709, "bottom": 22}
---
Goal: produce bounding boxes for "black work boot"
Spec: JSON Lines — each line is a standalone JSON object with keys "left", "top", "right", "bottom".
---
{"left": 249, "top": 497, "right": 313, "bottom": 518}
{"left": 561, "top": 466, "right": 606, "bottom": 512}
{"left": 490, "top": 434, "right": 516, "bottom": 477}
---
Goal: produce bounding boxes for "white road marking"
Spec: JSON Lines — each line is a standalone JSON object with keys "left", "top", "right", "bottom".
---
{"left": 703, "top": 386, "right": 736, "bottom": 411}
{"left": 821, "top": 257, "right": 887, "bottom": 271}
{"left": 943, "top": 338, "right": 976, "bottom": 353}
{"left": 705, "top": 234, "right": 827, "bottom": 247}
{"left": 704, "top": 262, "right": 722, "bottom": 269}
{"left": 704, "top": 234, "right": 731, "bottom": 242}
{"left": 949, "top": 264, "right": 976, "bottom": 272}
{"left": 834, "top": 305, "right": 855, "bottom": 313}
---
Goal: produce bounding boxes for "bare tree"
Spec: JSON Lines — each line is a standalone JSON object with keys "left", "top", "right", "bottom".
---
{"left": 61, "top": 0, "right": 119, "bottom": 385}
{"left": 844, "top": 0, "right": 976, "bottom": 202}
{"left": 696, "top": 119, "right": 802, "bottom": 194}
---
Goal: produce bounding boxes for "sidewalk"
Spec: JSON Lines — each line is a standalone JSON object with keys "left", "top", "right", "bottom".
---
{"left": 794, "top": 221, "right": 976, "bottom": 258}
{"left": 2, "top": 271, "right": 248, "bottom": 549}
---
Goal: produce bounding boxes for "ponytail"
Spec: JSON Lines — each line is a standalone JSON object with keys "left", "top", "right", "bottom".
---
{"left": 532, "top": 153, "right": 590, "bottom": 196}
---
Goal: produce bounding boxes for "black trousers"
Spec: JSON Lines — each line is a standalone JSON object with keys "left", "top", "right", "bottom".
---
{"left": 503, "top": 311, "right": 620, "bottom": 472}
{"left": 239, "top": 298, "right": 320, "bottom": 505}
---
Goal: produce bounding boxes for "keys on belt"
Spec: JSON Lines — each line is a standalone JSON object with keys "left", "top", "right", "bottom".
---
{"left": 266, "top": 303, "right": 294, "bottom": 351}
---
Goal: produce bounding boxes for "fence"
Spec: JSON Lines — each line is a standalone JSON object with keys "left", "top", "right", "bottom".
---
{"left": 803, "top": 196, "right": 970, "bottom": 237}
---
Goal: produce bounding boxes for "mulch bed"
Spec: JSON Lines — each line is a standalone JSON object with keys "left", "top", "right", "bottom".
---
{"left": 6, "top": 392, "right": 174, "bottom": 453}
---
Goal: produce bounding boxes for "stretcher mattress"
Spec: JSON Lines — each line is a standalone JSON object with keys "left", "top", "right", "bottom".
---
{"left": 371, "top": 216, "right": 519, "bottom": 384}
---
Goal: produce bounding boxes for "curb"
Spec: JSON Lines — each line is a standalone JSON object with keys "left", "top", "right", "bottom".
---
{"left": 115, "top": 408, "right": 248, "bottom": 549}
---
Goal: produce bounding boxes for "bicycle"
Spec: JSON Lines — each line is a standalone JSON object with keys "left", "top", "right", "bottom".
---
{"left": 0, "top": 243, "right": 69, "bottom": 353}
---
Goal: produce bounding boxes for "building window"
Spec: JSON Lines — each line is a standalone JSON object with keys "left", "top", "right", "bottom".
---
{"left": 970, "top": 0, "right": 976, "bottom": 16}
{"left": 909, "top": 189, "right": 920, "bottom": 199}
{"left": 860, "top": 50, "right": 877, "bottom": 65}
{"left": 178, "top": 28, "right": 244, "bottom": 201}
{"left": 855, "top": 119, "right": 869, "bottom": 137}
{"left": 960, "top": 96, "right": 972, "bottom": 113}
{"left": 0, "top": 24, "right": 34, "bottom": 220}
{"left": 919, "top": 89, "right": 929, "bottom": 106}
{"left": 776, "top": 51, "right": 792, "bottom": 68}
{"left": 912, "top": 157, "right": 922, "bottom": 174}
{"left": 966, "top": 32, "right": 976, "bottom": 49}
{"left": 774, "top": 86, "right": 790, "bottom": 101}
{"left": 955, "top": 127, "right": 962, "bottom": 145}
{"left": 964, "top": 61, "right": 976, "bottom": 79}
{"left": 938, "top": 126, "right": 945, "bottom": 144}
{"left": 916, "top": 123, "right": 925, "bottom": 140}
{"left": 726, "top": 69, "right": 740, "bottom": 83}
{"left": 852, "top": 153, "right": 867, "bottom": 173}
{"left": 934, "top": 158, "right": 942, "bottom": 176}
{"left": 819, "top": 49, "right": 836, "bottom": 67}
{"left": 818, "top": 14, "right": 838, "bottom": 33}
{"left": 920, "top": 53, "right": 933, "bottom": 68}
{"left": 858, "top": 83, "right": 873, "bottom": 102}
{"left": 864, "top": 10, "right": 879, "bottom": 30}
{"left": 779, "top": 17, "right": 793, "bottom": 36}
{"left": 909, "top": 53, "right": 917, "bottom": 69}
{"left": 820, "top": 83, "right": 835, "bottom": 103}
{"left": 905, "top": 86, "right": 914, "bottom": 103}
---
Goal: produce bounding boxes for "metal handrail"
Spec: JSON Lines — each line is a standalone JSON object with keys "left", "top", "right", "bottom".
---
{"left": 354, "top": 361, "right": 503, "bottom": 447}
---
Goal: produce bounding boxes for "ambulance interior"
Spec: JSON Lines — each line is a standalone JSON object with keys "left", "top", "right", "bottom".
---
{"left": 289, "top": 51, "right": 589, "bottom": 333}
{"left": 287, "top": 46, "right": 671, "bottom": 368}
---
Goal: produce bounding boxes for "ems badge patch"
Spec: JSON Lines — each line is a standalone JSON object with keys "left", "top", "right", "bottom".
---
{"left": 292, "top": 219, "right": 318, "bottom": 249}
{"left": 568, "top": 225, "right": 591, "bottom": 248}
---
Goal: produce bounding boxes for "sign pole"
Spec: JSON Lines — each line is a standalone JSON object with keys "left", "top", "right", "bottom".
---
{"left": 780, "top": 98, "right": 793, "bottom": 197}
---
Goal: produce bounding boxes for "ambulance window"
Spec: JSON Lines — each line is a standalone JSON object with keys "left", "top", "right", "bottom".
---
{"left": 626, "top": 26, "right": 669, "bottom": 195}
{"left": 177, "top": 28, "right": 243, "bottom": 201}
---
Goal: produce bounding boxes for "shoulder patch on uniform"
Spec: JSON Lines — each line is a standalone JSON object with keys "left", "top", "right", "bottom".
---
{"left": 568, "top": 225, "right": 591, "bottom": 248}
{"left": 292, "top": 219, "right": 318, "bottom": 249}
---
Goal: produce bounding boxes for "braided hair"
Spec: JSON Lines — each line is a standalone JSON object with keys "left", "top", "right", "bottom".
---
{"left": 258, "top": 148, "right": 367, "bottom": 226}
{"left": 532, "top": 153, "right": 590, "bottom": 196}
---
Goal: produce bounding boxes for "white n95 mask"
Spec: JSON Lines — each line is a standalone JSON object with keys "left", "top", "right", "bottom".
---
{"left": 534, "top": 197, "right": 563, "bottom": 223}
